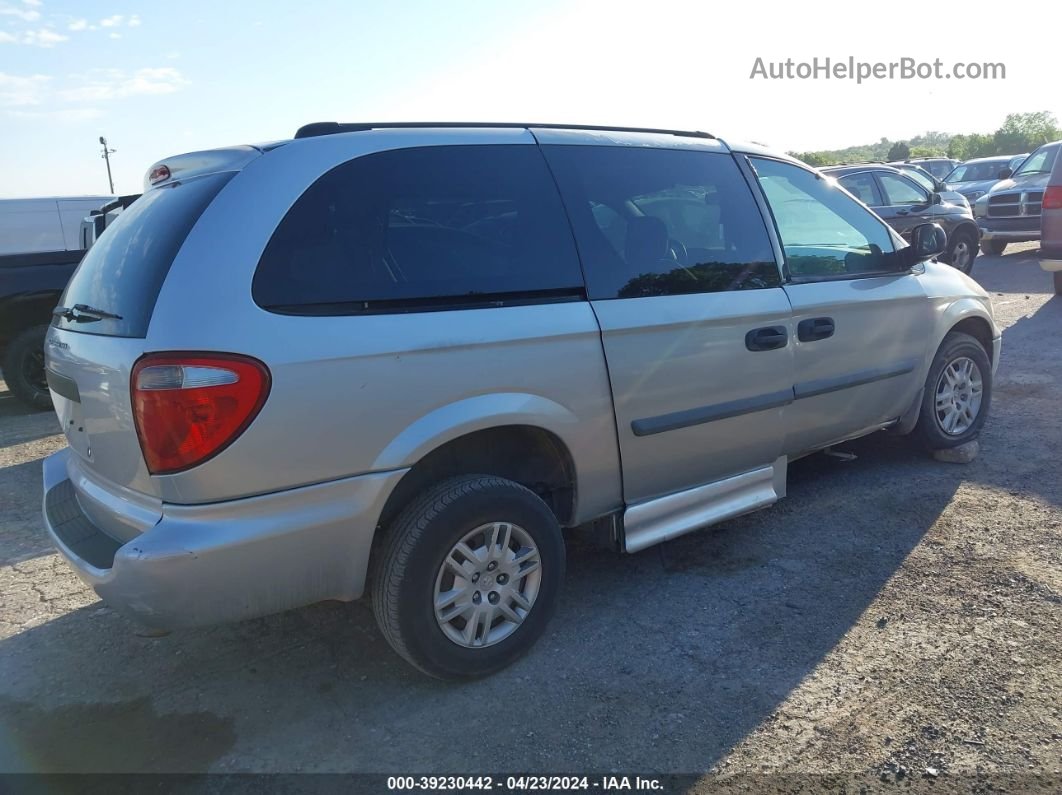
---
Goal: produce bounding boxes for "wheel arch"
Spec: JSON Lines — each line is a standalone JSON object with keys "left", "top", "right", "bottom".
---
{"left": 950, "top": 220, "right": 980, "bottom": 244}
{"left": 947, "top": 313, "right": 996, "bottom": 364}
{"left": 372, "top": 395, "right": 585, "bottom": 532}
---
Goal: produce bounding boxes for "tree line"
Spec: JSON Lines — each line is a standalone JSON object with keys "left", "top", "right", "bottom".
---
{"left": 790, "top": 112, "right": 1060, "bottom": 166}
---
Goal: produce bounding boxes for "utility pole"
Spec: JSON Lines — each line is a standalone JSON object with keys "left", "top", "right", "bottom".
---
{"left": 99, "top": 136, "right": 116, "bottom": 194}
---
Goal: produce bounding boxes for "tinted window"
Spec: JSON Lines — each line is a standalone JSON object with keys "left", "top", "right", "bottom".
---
{"left": 1014, "top": 146, "right": 1058, "bottom": 177}
{"left": 253, "top": 146, "right": 583, "bottom": 313}
{"left": 838, "top": 173, "right": 882, "bottom": 206}
{"left": 879, "top": 173, "right": 929, "bottom": 205}
{"left": 542, "top": 146, "right": 779, "bottom": 299}
{"left": 897, "top": 166, "right": 935, "bottom": 192}
{"left": 946, "top": 160, "right": 1007, "bottom": 182}
{"left": 918, "top": 160, "right": 953, "bottom": 179}
{"left": 56, "top": 172, "right": 232, "bottom": 337}
{"left": 752, "top": 157, "right": 896, "bottom": 279}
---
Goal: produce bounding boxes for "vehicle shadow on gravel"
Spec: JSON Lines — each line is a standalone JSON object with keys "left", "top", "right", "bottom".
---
{"left": 0, "top": 434, "right": 967, "bottom": 774}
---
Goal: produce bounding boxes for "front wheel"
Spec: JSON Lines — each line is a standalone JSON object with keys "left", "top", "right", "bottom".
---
{"left": 915, "top": 331, "right": 992, "bottom": 451}
{"left": 980, "top": 239, "right": 1007, "bottom": 256}
{"left": 946, "top": 229, "right": 978, "bottom": 274}
{"left": 371, "top": 475, "right": 565, "bottom": 679}
{"left": 2, "top": 324, "right": 52, "bottom": 411}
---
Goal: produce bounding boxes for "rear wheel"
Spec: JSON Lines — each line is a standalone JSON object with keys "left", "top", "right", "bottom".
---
{"left": 371, "top": 475, "right": 565, "bottom": 679}
{"left": 2, "top": 325, "right": 52, "bottom": 411}
{"left": 916, "top": 332, "right": 992, "bottom": 451}
{"left": 980, "top": 239, "right": 1007, "bottom": 256}
{"left": 946, "top": 228, "right": 978, "bottom": 274}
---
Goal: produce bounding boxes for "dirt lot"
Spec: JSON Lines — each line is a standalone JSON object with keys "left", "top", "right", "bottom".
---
{"left": 1, "top": 244, "right": 1059, "bottom": 789}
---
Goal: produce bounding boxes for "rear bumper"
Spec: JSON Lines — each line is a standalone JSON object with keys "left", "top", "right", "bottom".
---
{"left": 1040, "top": 245, "right": 1062, "bottom": 272}
{"left": 42, "top": 448, "right": 406, "bottom": 629}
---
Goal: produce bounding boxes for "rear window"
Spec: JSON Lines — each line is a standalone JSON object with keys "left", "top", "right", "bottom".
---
{"left": 55, "top": 172, "right": 233, "bottom": 337}
{"left": 252, "top": 145, "right": 584, "bottom": 313}
{"left": 946, "top": 160, "right": 1007, "bottom": 182}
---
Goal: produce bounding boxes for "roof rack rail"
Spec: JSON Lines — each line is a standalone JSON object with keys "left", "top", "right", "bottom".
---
{"left": 293, "top": 121, "right": 715, "bottom": 140}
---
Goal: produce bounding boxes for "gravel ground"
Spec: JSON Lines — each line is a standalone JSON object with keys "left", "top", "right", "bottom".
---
{"left": 0, "top": 244, "right": 1059, "bottom": 790}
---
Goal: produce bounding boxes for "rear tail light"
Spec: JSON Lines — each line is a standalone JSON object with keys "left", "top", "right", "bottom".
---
{"left": 131, "top": 353, "right": 270, "bottom": 475}
{"left": 1043, "top": 186, "right": 1062, "bottom": 210}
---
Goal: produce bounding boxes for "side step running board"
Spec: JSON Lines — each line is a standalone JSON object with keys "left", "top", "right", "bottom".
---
{"left": 621, "top": 457, "right": 787, "bottom": 553}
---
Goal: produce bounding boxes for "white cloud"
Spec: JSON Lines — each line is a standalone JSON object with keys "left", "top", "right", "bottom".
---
{"left": 68, "top": 18, "right": 87, "bottom": 31}
{"left": 108, "top": 32, "right": 121, "bottom": 39}
{"left": 20, "top": 28, "right": 67, "bottom": 47}
{"left": 59, "top": 67, "right": 189, "bottom": 102}
{"left": 127, "top": 14, "right": 140, "bottom": 27}
{"left": 22, "top": 0, "right": 43, "bottom": 6}
{"left": 99, "top": 14, "right": 123, "bottom": 27}
{"left": 10, "top": 107, "right": 104, "bottom": 122}
{"left": 0, "top": 3, "right": 39, "bottom": 21}
{"left": 0, "top": 31, "right": 16, "bottom": 43}
{"left": 0, "top": 72, "right": 50, "bottom": 106}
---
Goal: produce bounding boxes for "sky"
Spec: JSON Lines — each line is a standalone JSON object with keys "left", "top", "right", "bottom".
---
{"left": 1, "top": 0, "right": 1058, "bottom": 197}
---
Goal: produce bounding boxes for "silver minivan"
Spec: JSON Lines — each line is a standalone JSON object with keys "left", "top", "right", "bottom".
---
{"left": 42, "top": 123, "right": 1000, "bottom": 678}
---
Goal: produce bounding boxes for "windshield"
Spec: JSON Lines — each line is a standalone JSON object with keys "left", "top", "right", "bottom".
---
{"left": 899, "top": 167, "right": 935, "bottom": 191}
{"left": 945, "top": 160, "right": 1008, "bottom": 182}
{"left": 1014, "top": 146, "right": 1058, "bottom": 177}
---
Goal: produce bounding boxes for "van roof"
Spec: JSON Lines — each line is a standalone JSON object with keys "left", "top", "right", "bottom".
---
{"left": 293, "top": 121, "right": 717, "bottom": 141}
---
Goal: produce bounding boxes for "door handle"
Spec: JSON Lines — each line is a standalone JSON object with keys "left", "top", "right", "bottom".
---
{"left": 797, "top": 317, "right": 835, "bottom": 342}
{"left": 745, "top": 325, "right": 788, "bottom": 352}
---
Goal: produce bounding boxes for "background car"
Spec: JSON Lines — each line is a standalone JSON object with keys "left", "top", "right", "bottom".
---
{"left": 902, "top": 157, "right": 960, "bottom": 180}
{"left": 973, "top": 141, "right": 1061, "bottom": 255}
{"left": 821, "top": 164, "right": 981, "bottom": 273}
{"left": 943, "top": 155, "right": 1028, "bottom": 205}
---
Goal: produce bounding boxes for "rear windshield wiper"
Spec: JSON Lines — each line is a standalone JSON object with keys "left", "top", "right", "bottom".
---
{"left": 53, "top": 304, "right": 123, "bottom": 323}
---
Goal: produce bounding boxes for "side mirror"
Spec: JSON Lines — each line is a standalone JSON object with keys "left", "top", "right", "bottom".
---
{"left": 931, "top": 192, "right": 943, "bottom": 205}
{"left": 906, "top": 223, "right": 948, "bottom": 266}
{"left": 998, "top": 167, "right": 1013, "bottom": 180}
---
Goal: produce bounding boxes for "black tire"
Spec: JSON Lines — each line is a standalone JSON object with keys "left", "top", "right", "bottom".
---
{"left": 915, "top": 331, "right": 992, "bottom": 451}
{"left": 1054, "top": 271, "right": 1062, "bottom": 295}
{"left": 2, "top": 325, "right": 52, "bottom": 411}
{"left": 371, "top": 475, "right": 565, "bottom": 680}
{"left": 945, "top": 228, "right": 978, "bottom": 274}
{"left": 980, "top": 239, "right": 1006, "bottom": 256}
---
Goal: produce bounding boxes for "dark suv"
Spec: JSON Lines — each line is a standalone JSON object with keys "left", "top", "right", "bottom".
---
{"left": 821, "top": 164, "right": 980, "bottom": 273}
